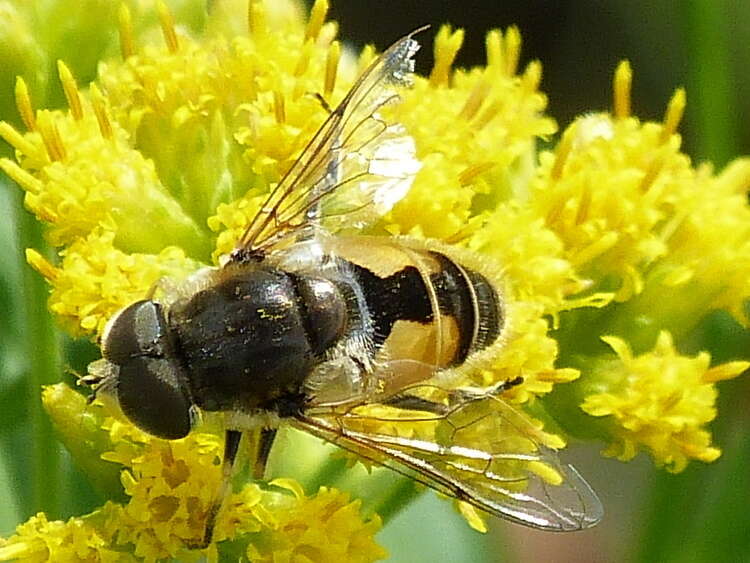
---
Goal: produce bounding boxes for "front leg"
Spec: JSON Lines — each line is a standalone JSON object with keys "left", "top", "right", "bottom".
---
{"left": 190, "top": 429, "right": 243, "bottom": 549}
{"left": 253, "top": 427, "right": 278, "bottom": 480}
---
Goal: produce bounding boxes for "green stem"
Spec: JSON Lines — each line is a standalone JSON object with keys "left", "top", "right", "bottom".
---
{"left": 366, "top": 477, "right": 422, "bottom": 525}
{"left": 16, "top": 200, "right": 64, "bottom": 519}
{"left": 303, "top": 455, "right": 349, "bottom": 492}
{"left": 683, "top": 1, "right": 738, "bottom": 166}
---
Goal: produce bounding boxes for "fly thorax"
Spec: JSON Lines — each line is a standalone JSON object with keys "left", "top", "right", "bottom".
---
{"left": 169, "top": 268, "right": 347, "bottom": 413}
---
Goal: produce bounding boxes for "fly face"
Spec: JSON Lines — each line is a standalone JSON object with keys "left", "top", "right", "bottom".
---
{"left": 91, "top": 299, "right": 193, "bottom": 440}
{"left": 86, "top": 26, "right": 602, "bottom": 549}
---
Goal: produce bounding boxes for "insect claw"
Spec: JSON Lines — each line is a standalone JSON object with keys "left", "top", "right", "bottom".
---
{"left": 78, "top": 373, "right": 101, "bottom": 390}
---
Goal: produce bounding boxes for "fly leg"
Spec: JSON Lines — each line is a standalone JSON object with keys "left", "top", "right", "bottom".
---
{"left": 191, "top": 429, "right": 243, "bottom": 549}
{"left": 253, "top": 427, "right": 278, "bottom": 479}
{"left": 453, "top": 376, "right": 525, "bottom": 402}
{"left": 382, "top": 394, "right": 450, "bottom": 416}
{"left": 383, "top": 377, "right": 525, "bottom": 415}
{"left": 146, "top": 275, "right": 179, "bottom": 300}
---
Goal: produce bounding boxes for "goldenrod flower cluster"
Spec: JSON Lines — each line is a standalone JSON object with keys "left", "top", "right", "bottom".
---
{"left": 1, "top": 0, "right": 749, "bottom": 559}
{"left": 0, "top": 384, "right": 385, "bottom": 563}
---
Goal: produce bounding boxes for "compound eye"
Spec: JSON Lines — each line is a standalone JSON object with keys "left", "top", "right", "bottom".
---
{"left": 117, "top": 356, "right": 192, "bottom": 439}
{"left": 102, "top": 300, "right": 192, "bottom": 439}
{"left": 103, "top": 300, "right": 167, "bottom": 364}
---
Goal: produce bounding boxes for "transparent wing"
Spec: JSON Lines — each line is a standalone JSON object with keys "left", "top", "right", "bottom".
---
{"left": 234, "top": 29, "right": 424, "bottom": 260}
{"left": 296, "top": 385, "right": 602, "bottom": 531}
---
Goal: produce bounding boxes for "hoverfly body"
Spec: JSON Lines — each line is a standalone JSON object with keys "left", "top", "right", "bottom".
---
{"left": 86, "top": 29, "right": 603, "bottom": 547}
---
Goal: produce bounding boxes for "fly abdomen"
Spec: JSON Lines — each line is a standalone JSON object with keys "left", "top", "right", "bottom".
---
{"left": 333, "top": 237, "right": 505, "bottom": 373}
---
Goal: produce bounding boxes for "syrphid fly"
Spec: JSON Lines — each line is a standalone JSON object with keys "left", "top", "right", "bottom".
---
{"left": 85, "top": 28, "right": 603, "bottom": 547}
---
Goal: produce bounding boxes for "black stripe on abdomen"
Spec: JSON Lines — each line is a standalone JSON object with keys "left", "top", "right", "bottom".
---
{"left": 349, "top": 251, "right": 503, "bottom": 366}
{"left": 350, "top": 262, "right": 433, "bottom": 347}
{"left": 427, "top": 252, "right": 476, "bottom": 365}
{"left": 429, "top": 252, "right": 503, "bottom": 364}
{"left": 463, "top": 267, "right": 504, "bottom": 352}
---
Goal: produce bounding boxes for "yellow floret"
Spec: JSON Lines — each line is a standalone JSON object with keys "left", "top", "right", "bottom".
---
{"left": 26, "top": 230, "right": 200, "bottom": 337}
{"left": 32, "top": 383, "right": 386, "bottom": 562}
{"left": 581, "top": 332, "right": 749, "bottom": 472}
{"left": 529, "top": 65, "right": 750, "bottom": 330}
{"left": 247, "top": 482, "right": 388, "bottom": 563}
{"left": 385, "top": 26, "right": 556, "bottom": 242}
{"left": 0, "top": 510, "right": 131, "bottom": 563}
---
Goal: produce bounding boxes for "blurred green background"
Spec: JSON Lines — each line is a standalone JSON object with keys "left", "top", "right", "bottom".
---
{"left": 1, "top": 1, "right": 749, "bottom": 562}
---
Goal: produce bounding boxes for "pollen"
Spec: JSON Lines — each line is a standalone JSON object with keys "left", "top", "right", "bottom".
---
{"left": 458, "top": 80, "right": 491, "bottom": 121}
{"left": 459, "top": 162, "right": 496, "bottom": 186}
{"left": 502, "top": 26, "right": 522, "bottom": 76}
{"left": 305, "top": 0, "right": 329, "bottom": 42}
{"left": 457, "top": 502, "right": 488, "bottom": 533}
{"left": 521, "top": 60, "right": 542, "bottom": 93}
{"left": 25, "top": 248, "right": 59, "bottom": 282}
{"left": 157, "top": 0, "right": 179, "bottom": 53}
{"left": 294, "top": 39, "right": 313, "bottom": 77}
{"left": 548, "top": 121, "right": 576, "bottom": 182}
{"left": 485, "top": 27, "right": 522, "bottom": 77}
{"left": 89, "top": 84, "right": 113, "bottom": 139}
{"left": 36, "top": 110, "right": 67, "bottom": 161}
{"left": 247, "top": 0, "right": 268, "bottom": 38}
{"left": 325, "top": 40, "right": 341, "bottom": 98}
{"left": 273, "top": 90, "right": 286, "bottom": 123}
{"left": 661, "top": 87, "right": 686, "bottom": 141}
{"left": 0, "top": 127, "right": 38, "bottom": 164}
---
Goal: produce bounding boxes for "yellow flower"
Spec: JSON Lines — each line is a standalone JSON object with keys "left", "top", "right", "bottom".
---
{"left": 531, "top": 61, "right": 750, "bottom": 325}
{"left": 0, "top": 384, "right": 385, "bottom": 563}
{"left": 247, "top": 481, "right": 387, "bottom": 563}
{"left": 581, "top": 332, "right": 749, "bottom": 472}
{"left": 26, "top": 231, "right": 200, "bottom": 336}
{"left": 384, "top": 25, "right": 556, "bottom": 241}
{"left": 2, "top": 0, "right": 749, "bottom": 557}
{"left": 0, "top": 509, "right": 131, "bottom": 563}
{"left": 525, "top": 62, "right": 750, "bottom": 466}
